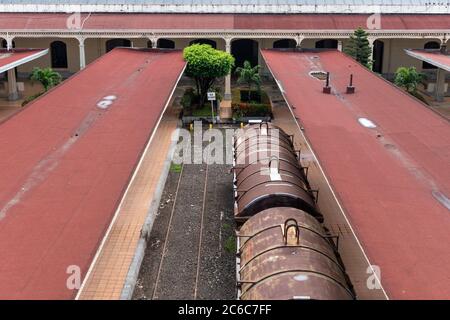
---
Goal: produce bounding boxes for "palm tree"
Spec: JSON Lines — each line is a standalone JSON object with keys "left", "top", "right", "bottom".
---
{"left": 235, "top": 61, "right": 261, "bottom": 101}
{"left": 30, "top": 67, "right": 62, "bottom": 91}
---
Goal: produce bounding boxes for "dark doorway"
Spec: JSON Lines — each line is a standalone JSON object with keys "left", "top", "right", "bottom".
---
{"left": 372, "top": 40, "right": 384, "bottom": 74}
{"left": 315, "top": 39, "right": 338, "bottom": 49}
{"left": 231, "top": 39, "right": 259, "bottom": 68}
{"left": 423, "top": 41, "right": 440, "bottom": 69}
{"left": 106, "top": 39, "right": 131, "bottom": 53}
{"left": 273, "top": 39, "right": 296, "bottom": 49}
{"left": 189, "top": 39, "right": 217, "bottom": 49}
{"left": 50, "top": 41, "right": 68, "bottom": 69}
{"left": 157, "top": 39, "right": 176, "bottom": 49}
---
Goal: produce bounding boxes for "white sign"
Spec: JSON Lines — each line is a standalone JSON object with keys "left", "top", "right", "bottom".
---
{"left": 207, "top": 92, "right": 216, "bottom": 101}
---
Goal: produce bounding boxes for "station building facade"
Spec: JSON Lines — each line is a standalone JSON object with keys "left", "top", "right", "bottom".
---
{"left": 0, "top": 2, "right": 449, "bottom": 82}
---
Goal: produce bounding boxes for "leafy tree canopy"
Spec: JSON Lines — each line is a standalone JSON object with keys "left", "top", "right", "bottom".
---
{"left": 344, "top": 27, "right": 372, "bottom": 68}
{"left": 183, "top": 44, "right": 234, "bottom": 106}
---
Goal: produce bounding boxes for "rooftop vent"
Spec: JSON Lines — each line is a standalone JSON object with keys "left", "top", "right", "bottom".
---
{"left": 346, "top": 74, "right": 355, "bottom": 94}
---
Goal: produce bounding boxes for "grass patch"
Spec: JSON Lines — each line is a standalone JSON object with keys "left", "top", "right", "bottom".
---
{"left": 170, "top": 163, "right": 182, "bottom": 173}
{"left": 192, "top": 104, "right": 215, "bottom": 117}
{"left": 224, "top": 235, "right": 236, "bottom": 254}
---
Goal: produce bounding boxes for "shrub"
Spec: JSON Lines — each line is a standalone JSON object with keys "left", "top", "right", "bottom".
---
{"left": 394, "top": 67, "right": 425, "bottom": 93}
{"left": 30, "top": 67, "right": 62, "bottom": 91}
{"left": 232, "top": 102, "right": 272, "bottom": 117}
{"left": 21, "top": 92, "right": 44, "bottom": 107}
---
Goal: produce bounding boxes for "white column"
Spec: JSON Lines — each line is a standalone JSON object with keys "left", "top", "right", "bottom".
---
{"left": 224, "top": 38, "right": 232, "bottom": 100}
{"left": 368, "top": 37, "right": 377, "bottom": 71}
{"left": 295, "top": 36, "right": 304, "bottom": 49}
{"left": 337, "top": 40, "right": 343, "bottom": 52}
{"left": 78, "top": 37, "right": 86, "bottom": 70}
{"left": 7, "top": 68, "right": 19, "bottom": 101}
{"left": 149, "top": 38, "right": 158, "bottom": 49}
{"left": 5, "top": 36, "right": 19, "bottom": 100}
{"left": 368, "top": 37, "right": 376, "bottom": 62}
{"left": 6, "top": 37, "right": 13, "bottom": 51}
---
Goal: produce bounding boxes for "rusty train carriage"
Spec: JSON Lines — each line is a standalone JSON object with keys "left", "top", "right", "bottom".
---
{"left": 232, "top": 123, "right": 354, "bottom": 300}
{"left": 237, "top": 208, "right": 355, "bottom": 300}
{"left": 233, "top": 123, "right": 322, "bottom": 223}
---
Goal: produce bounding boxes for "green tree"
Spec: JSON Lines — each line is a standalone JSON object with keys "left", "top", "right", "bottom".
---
{"left": 183, "top": 44, "right": 234, "bottom": 107}
{"left": 30, "top": 67, "right": 62, "bottom": 91}
{"left": 235, "top": 60, "right": 261, "bottom": 93}
{"left": 344, "top": 27, "right": 372, "bottom": 68}
{"left": 394, "top": 67, "right": 425, "bottom": 93}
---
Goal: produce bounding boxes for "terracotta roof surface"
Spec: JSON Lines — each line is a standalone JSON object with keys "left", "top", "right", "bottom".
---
{"left": 0, "top": 48, "right": 185, "bottom": 299}
{"left": 0, "top": 13, "right": 449, "bottom": 30}
{"left": 405, "top": 49, "right": 450, "bottom": 72}
{"left": 262, "top": 49, "right": 450, "bottom": 299}
{"left": 0, "top": 48, "right": 47, "bottom": 73}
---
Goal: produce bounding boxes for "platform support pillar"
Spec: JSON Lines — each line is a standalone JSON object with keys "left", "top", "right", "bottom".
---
{"left": 220, "top": 37, "right": 233, "bottom": 120}
{"left": 7, "top": 68, "right": 19, "bottom": 101}
{"left": 434, "top": 68, "right": 447, "bottom": 102}
{"left": 78, "top": 37, "right": 86, "bottom": 70}
{"left": 224, "top": 38, "right": 232, "bottom": 101}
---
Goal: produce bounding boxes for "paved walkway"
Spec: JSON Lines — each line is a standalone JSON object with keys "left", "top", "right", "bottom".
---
{"left": 78, "top": 104, "right": 181, "bottom": 300}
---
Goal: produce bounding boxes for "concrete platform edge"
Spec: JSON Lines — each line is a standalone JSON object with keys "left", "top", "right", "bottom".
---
{"left": 119, "top": 125, "right": 181, "bottom": 300}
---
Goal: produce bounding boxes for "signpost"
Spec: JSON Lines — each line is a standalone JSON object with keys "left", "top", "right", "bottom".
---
{"left": 207, "top": 91, "right": 216, "bottom": 124}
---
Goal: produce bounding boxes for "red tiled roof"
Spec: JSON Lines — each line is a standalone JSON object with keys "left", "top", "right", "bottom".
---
{"left": 0, "top": 48, "right": 185, "bottom": 299}
{"left": 406, "top": 49, "right": 450, "bottom": 72}
{"left": 0, "top": 13, "right": 449, "bottom": 30}
{"left": 262, "top": 49, "right": 450, "bottom": 299}
{"left": 0, "top": 49, "right": 48, "bottom": 73}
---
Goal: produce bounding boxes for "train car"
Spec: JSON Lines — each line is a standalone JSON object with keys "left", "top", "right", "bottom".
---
{"left": 236, "top": 208, "right": 355, "bottom": 300}
{"left": 232, "top": 123, "right": 322, "bottom": 223}
{"left": 232, "top": 123, "right": 354, "bottom": 300}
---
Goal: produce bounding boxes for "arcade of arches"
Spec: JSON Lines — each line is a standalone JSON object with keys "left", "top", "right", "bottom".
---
{"left": 0, "top": 36, "right": 446, "bottom": 80}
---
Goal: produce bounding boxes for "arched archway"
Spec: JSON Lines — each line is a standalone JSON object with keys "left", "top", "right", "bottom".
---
{"left": 157, "top": 39, "right": 175, "bottom": 49}
{"left": 189, "top": 39, "right": 217, "bottom": 49}
{"left": 423, "top": 41, "right": 440, "bottom": 69}
{"left": 106, "top": 39, "right": 131, "bottom": 53}
{"left": 372, "top": 40, "right": 384, "bottom": 74}
{"left": 50, "top": 41, "right": 68, "bottom": 69}
{"left": 273, "top": 39, "right": 296, "bottom": 49}
{"left": 315, "top": 39, "right": 338, "bottom": 49}
{"left": 231, "top": 39, "right": 259, "bottom": 68}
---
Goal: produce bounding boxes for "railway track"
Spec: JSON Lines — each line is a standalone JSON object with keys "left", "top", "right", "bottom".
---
{"left": 133, "top": 129, "right": 236, "bottom": 300}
